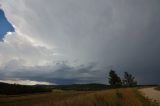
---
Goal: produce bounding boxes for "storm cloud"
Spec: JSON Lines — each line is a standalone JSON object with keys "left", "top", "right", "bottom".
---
{"left": 0, "top": 0, "right": 160, "bottom": 84}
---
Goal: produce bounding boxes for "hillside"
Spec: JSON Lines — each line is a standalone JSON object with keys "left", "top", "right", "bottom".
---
{"left": 0, "top": 82, "right": 52, "bottom": 95}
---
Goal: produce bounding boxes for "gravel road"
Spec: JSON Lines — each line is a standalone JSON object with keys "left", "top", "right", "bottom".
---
{"left": 139, "top": 87, "right": 160, "bottom": 105}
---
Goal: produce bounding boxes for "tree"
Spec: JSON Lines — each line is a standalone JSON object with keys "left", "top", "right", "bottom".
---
{"left": 108, "top": 70, "right": 122, "bottom": 87}
{"left": 122, "top": 72, "right": 137, "bottom": 87}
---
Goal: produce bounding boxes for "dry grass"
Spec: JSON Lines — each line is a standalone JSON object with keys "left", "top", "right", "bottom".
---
{"left": 0, "top": 88, "right": 157, "bottom": 106}
{"left": 155, "top": 86, "right": 160, "bottom": 91}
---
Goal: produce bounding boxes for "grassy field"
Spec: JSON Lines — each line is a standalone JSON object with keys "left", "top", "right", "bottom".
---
{"left": 155, "top": 86, "right": 160, "bottom": 91}
{"left": 0, "top": 88, "right": 158, "bottom": 106}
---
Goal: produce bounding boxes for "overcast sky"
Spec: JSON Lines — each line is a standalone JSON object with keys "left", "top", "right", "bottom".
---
{"left": 0, "top": 0, "right": 160, "bottom": 85}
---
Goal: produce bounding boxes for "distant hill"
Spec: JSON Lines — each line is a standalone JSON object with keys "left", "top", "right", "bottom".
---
{"left": 46, "top": 83, "right": 158, "bottom": 91}
{"left": 51, "top": 83, "right": 109, "bottom": 91}
{"left": 0, "top": 82, "right": 108, "bottom": 95}
{"left": 0, "top": 82, "right": 52, "bottom": 95}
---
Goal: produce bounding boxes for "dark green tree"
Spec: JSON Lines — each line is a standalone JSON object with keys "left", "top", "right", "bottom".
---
{"left": 108, "top": 70, "right": 122, "bottom": 87}
{"left": 122, "top": 72, "right": 137, "bottom": 87}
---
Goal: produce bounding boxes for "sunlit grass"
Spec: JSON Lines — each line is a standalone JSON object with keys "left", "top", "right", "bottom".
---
{"left": 0, "top": 88, "right": 158, "bottom": 106}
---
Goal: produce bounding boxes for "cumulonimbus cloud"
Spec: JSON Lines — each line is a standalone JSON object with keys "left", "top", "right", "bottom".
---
{"left": 0, "top": 0, "right": 160, "bottom": 84}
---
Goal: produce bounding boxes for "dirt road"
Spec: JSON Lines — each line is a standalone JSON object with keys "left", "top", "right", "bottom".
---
{"left": 139, "top": 87, "right": 160, "bottom": 104}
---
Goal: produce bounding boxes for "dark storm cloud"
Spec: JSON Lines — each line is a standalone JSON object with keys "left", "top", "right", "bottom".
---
{"left": 0, "top": 63, "right": 106, "bottom": 84}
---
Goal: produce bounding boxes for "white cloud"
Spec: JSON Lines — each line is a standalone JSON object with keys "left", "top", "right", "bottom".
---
{"left": 6, "top": 32, "right": 12, "bottom": 35}
{"left": 0, "top": 80, "right": 53, "bottom": 85}
{"left": 0, "top": 0, "right": 115, "bottom": 66}
{"left": 0, "top": 32, "right": 57, "bottom": 68}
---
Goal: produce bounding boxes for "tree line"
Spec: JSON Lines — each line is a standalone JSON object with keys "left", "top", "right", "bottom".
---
{"left": 108, "top": 69, "right": 137, "bottom": 87}
{"left": 0, "top": 82, "right": 52, "bottom": 95}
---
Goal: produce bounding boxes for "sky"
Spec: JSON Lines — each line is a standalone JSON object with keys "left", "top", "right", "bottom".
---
{"left": 0, "top": 0, "right": 160, "bottom": 85}
{"left": 0, "top": 9, "right": 14, "bottom": 40}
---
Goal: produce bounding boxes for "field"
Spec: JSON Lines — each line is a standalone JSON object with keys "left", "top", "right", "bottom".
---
{"left": 155, "top": 86, "right": 160, "bottom": 91}
{"left": 0, "top": 88, "right": 158, "bottom": 106}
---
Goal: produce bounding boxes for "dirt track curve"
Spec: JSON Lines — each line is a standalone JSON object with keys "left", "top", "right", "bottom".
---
{"left": 139, "top": 87, "right": 160, "bottom": 105}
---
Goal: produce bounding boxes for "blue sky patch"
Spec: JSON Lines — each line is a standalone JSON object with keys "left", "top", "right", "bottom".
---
{"left": 0, "top": 9, "right": 15, "bottom": 41}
